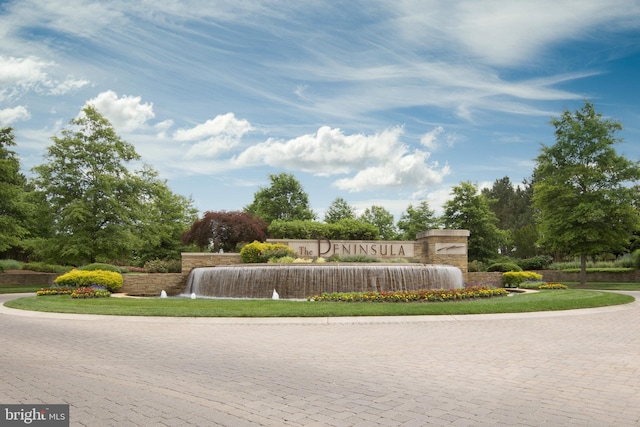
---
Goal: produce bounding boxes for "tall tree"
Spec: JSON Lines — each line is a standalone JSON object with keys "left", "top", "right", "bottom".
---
{"left": 31, "top": 106, "right": 194, "bottom": 265}
{"left": 482, "top": 176, "right": 538, "bottom": 257}
{"left": 133, "top": 166, "right": 198, "bottom": 262}
{"left": 397, "top": 201, "right": 440, "bottom": 240}
{"left": 360, "top": 205, "right": 399, "bottom": 240}
{"left": 245, "top": 173, "right": 316, "bottom": 224}
{"left": 442, "top": 181, "right": 503, "bottom": 262}
{"left": 0, "top": 126, "right": 33, "bottom": 253}
{"left": 533, "top": 101, "right": 640, "bottom": 285}
{"left": 324, "top": 197, "right": 356, "bottom": 224}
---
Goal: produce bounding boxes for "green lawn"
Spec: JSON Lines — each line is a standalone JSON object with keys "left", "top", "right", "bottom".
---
{"left": 3, "top": 290, "right": 633, "bottom": 317}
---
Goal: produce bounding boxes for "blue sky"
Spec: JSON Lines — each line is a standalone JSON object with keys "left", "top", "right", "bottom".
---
{"left": 1, "top": 1, "right": 640, "bottom": 220}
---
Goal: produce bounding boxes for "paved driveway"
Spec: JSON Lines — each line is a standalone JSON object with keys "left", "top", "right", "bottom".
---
{"left": 1, "top": 292, "right": 639, "bottom": 426}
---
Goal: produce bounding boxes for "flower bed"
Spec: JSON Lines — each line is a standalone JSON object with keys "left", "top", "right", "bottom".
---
{"left": 36, "top": 287, "right": 74, "bottom": 296}
{"left": 70, "top": 286, "right": 112, "bottom": 298}
{"left": 308, "top": 286, "right": 508, "bottom": 302}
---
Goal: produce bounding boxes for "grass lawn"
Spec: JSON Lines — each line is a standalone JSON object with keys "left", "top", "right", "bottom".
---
{"left": 3, "top": 289, "right": 633, "bottom": 317}
{"left": 0, "top": 285, "right": 45, "bottom": 294}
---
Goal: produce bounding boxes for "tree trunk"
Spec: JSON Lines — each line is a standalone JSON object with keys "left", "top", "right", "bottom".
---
{"left": 579, "top": 253, "right": 587, "bottom": 286}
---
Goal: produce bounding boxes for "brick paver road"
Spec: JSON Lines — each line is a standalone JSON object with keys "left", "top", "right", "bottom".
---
{"left": 1, "top": 292, "right": 639, "bottom": 426}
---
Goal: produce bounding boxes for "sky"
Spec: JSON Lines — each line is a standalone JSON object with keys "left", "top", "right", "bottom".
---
{"left": 1, "top": 0, "right": 640, "bottom": 221}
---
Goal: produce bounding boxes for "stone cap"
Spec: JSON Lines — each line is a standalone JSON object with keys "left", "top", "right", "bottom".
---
{"left": 416, "top": 229, "right": 470, "bottom": 239}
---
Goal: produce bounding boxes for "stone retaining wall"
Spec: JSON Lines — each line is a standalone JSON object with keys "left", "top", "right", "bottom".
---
{"left": 466, "top": 272, "right": 503, "bottom": 287}
{"left": 0, "top": 273, "right": 58, "bottom": 286}
{"left": 120, "top": 273, "right": 186, "bottom": 296}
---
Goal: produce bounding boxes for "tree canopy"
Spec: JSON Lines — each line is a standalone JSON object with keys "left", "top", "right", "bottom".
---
{"left": 359, "top": 205, "right": 400, "bottom": 240}
{"left": 397, "top": 201, "right": 440, "bottom": 240}
{"left": 442, "top": 181, "right": 503, "bottom": 262}
{"left": 0, "top": 126, "right": 33, "bottom": 253}
{"left": 182, "top": 210, "right": 268, "bottom": 252}
{"left": 533, "top": 101, "right": 640, "bottom": 284}
{"left": 324, "top": 197, "right": 356, "bottom": 223}
{"left": 245, "top": 173, "right": 316, "bottom": 224}
{"left": 31, "top": 106, "right": 195, "bottom": 264}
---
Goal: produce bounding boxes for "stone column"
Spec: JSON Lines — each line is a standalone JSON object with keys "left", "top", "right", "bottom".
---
{"left": 416, "top": 230, "right": 470, "bottom": 282}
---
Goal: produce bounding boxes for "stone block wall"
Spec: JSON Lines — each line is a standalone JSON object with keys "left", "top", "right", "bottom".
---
{"left": 416, "top": 229, "right": 470, "bottom": 282}
{"left": 0, "top": 273, "right": 58, "bottom": 286}
{"left": 467, "top": 272, "right": 503, "bottom": 287}
{"left": 121, "top": 273, "right": 186, "bottom": 296}
{"left": 182, "top": 253, "right": 242, "bottom": 275}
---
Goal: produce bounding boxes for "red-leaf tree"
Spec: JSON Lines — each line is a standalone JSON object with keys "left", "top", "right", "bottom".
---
{"left": 182, "top": 211, "right": 268, "bottom": 252}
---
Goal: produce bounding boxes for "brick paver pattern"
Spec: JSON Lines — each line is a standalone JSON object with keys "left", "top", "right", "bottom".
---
{"left": 1, "top": 292, "right": 640, "bottom": 426}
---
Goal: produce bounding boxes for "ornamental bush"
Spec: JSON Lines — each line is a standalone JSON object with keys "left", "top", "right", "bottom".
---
{"left": 502, "top": 271, "right": 543, "bottom": 288}
{"left": 240, "top": 241, "right": 295, "bottom": 263}
{"left": 487, "top": 262, "right": 522, "bottom": 272}
{"left": 78, "top": 263, "right": 125, "bottom": 273}
{"left": 54, "top": 269, "right": 123, "bottom": 292}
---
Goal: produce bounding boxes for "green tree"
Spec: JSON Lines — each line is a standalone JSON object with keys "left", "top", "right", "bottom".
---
{"left": 245, "top": 173, "right": 316, "bottom": 224}
{"left": 0, "top": 126, "right": 33, "bottom": 253}
{"left": 533, "top": 101, "right": 640, "bottom": 285}
{"left": 482, "top": 176, "right": 538, "bottom": 257}
{"left": 359, "top": 205, "right": 399, "bottom": 240}
{"left": 397, "top": 201, "right": 440, "bottom": 240}
{"left": 31, "top": 106, "right": 194, "bottom": 265}
{"left": 133, "top": 166, "right": 198, "bottom": 262}
{"left": 324, "top": 197, "right": 356, "bottom": 223}
{"left": 442, "top": 181, "right": 503, "bottom": 262}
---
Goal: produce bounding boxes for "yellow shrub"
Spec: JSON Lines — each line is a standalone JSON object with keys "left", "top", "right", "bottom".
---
{"left": 503, "top": 271, "right": 543, "bottom": 288}
{"left": 54, "top": 269, "right": 123, "bottom": 292}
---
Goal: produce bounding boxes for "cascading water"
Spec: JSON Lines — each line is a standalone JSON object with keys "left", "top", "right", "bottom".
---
{"left": 183, "top": 264, "right": 464, "bottom": 299}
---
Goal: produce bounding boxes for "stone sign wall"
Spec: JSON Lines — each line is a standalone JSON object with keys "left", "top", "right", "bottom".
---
{"left": 268, "top": 239, "right": 414, "bottom": 259}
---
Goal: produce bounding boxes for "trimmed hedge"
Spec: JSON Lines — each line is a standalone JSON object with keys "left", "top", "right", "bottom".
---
{"left": 503, "top": 271, "right": 543, "bottom": 288}
{"left": 78, "top": 263, "right": 125, "bottom": 273}
{"left": 268, "top": 219, "right": 379, "bottom": 240}
{"left": 54, "top": 269, "right": 123, "bottom": 292}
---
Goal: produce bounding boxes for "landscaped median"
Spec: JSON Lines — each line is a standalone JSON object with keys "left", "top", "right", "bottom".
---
{"left": 3, "top": 288, "right": 633, "bottom": 317}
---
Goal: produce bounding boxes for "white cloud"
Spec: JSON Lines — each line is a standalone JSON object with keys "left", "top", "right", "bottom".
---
{"left": 420, "top": 126, "right": 444, "bottom": 150}
{"left": 333, "top": 149, "right": 450, "bottom": 192}
{"left": 85, "top": 90, "right": 155, "bottom": 132}
{"left": 0, "top": 106, "right": 30, "bottom": 124}
{"left": 391, "top": 0, "right": 640, "bottom": 67}
{"left": 174, "top": 113, "right": 252, "bottom": 159}
{"left": 48, "top": 77, "right": 90, "bottom": 95}
{"left": 233, "top": 126, "right": 403, "bottom": 175}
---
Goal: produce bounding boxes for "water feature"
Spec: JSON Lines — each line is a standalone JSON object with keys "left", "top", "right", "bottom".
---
{"left": 184, "top": 263, "right": 464, "bottom": 299}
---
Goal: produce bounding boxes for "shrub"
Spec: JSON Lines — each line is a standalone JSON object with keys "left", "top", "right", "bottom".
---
{"left": 516, "top": 255, "right": 552, "bottom": 270}
{"left": 268, "top": 256, "right": 296, "bottom": 263}
{"left": 487, "top": 262, "right": 522, "bottom": 272}
{"left": 240, "top": 241, "right": 295, "bottom": 263}
{"left": 538, "top": 283, "right": 568, "bottom": 290}
{"left": 22, "top": 262, "right": 73, "bottom": 274}
{"left": 502, "top": 271, "right": 543, "bottom": 288}
{"left": 633, "top": 249, "right": 640, "bottom": 269}
{"left": 467, "top": 260, "right": 485, "bottom": 272}
{"left": 144, "top": 259, "right": 182, "bottom": 273}
{"left": 54, "top": 269, "right": 123, "bottom": 292}
{"left": 0, "top": 259, "right": 23, "bottom": 271}
{"left": 338, "top": 254, "right": 381, "bottom": 263}
{"left": 561, "top": 268, "right": 634, "bottom": 273}
{"left": 78, "top": 263, "right": 125, "bottom": 273}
